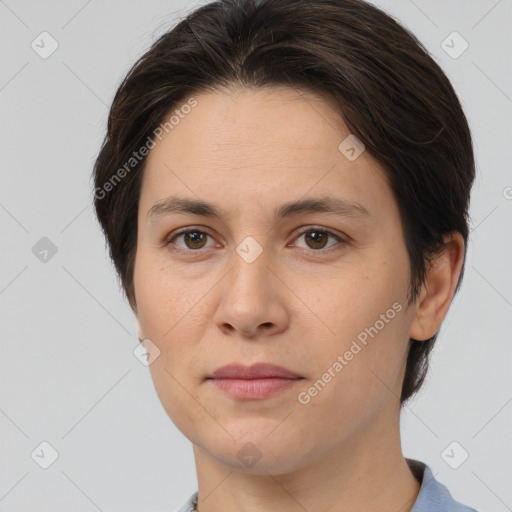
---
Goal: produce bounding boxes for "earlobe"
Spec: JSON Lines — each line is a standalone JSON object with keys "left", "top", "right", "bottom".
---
{"left": 135, "top": 316, "right": 144, "bottom": 342}
{"left": 409, "top": 232, "right": 465, "bottom": 342}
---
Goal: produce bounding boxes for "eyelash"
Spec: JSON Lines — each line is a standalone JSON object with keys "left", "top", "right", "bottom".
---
{"left": 164, "top": 226, "right": 347, "bottom": 256}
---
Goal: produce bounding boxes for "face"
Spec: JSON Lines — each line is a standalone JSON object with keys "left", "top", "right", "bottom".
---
{"left": 133, "top": 86, "right": 417, "bottom": 474}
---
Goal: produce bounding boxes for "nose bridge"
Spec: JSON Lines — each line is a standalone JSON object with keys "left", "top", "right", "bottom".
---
{"left": 213, "top": 234, "right": 289, "bottom": 337}
{"left": 229, "top": 235, "right": 272, "bottom": 298}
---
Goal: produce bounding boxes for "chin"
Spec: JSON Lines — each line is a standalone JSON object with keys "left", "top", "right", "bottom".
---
{"left": 196, "top": 424, "right": 311, "bottom": 474}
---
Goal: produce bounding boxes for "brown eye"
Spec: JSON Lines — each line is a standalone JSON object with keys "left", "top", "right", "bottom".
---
{"left": 304, "top": 230, "right": 330, "bottom": 249}
{"left": 293, "top": 228, "right": 345, "bottom": 252}
{"left": 182, "top": 231, "right": 208, "bottom": 249}
{"left": 167, "top": 229, "right": 215, "bottom": 251}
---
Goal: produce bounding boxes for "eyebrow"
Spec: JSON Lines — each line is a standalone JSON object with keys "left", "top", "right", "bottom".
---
{"left": 146, "top": 195, "right": 371, "bottom": 221}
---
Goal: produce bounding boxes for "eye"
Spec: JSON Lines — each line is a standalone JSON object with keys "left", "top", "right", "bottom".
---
{"left": 291, "top": 227, "right": 346, "bottom": 252}
{"left": 165, "top": 226, "right": 347, "bottom": 256}
{"left": 166, "top": 228, "right": 218, "bottom": 252}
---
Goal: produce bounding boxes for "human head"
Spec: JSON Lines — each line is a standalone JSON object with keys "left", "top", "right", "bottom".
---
{"left": 92, "top": 0, "right": 474, "bottom": 407}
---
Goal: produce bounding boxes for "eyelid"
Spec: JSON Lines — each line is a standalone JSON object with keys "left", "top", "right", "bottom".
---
{"left": 290, "top": 226, "right": 348, "bottom": 252}
{"left": 293, "top": 225, "right": 346, "bottom": 239}
{"left": 164, "top": 225, "right": 348, "bottom": 254}
{"left": 165, "top": 226, "right": 218, "bottom": 248}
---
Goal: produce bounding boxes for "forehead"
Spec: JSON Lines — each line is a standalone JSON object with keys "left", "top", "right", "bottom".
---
{"left": 139, "top": 86, "right": 393, "bottom": 218}
{"left": 153, "top": 86, "right": 351, "bottom": 162}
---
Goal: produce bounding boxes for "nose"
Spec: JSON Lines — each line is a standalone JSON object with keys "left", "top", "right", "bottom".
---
{"left": 213, "top": 247, "right": 289, "bottom": 339}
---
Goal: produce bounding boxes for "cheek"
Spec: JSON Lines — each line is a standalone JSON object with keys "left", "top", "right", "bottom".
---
{"left": 134, "top": 250, "right": 199, "bottom": 336}
{"left": 314, "top": 262, "right": 405, "bottom": 342}
{"left": 297, "top": 312, "right": 408, "bottom": 441}
{"left": 134, "top": 251, "right": 213, "bottom": 377}
{"left": 302, "top": 263, "right": 409, "bottom": 406}
{"left": 137, "top": 270, "right": 210, "bottom": 437}
{"left": 149, "top": 359, "right": 205, "bottom": 441}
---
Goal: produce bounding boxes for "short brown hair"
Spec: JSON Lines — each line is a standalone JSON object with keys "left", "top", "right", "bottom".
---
{"left": 92, "top": 0, "right": 475, "bottom": 405}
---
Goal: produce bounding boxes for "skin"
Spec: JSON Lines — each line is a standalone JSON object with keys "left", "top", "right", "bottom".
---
{"left": 132, "top": 85, "right": 465, "bottom": 512}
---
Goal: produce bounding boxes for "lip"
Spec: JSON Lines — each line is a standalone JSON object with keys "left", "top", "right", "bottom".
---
{"left": 206, "top": 363, "right": 304, "bottom": 400}
{"left": 208, "top": 362, "right": 302, "bottom": 379}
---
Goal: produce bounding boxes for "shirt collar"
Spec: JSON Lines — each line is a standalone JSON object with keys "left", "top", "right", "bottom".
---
{"left": 407, "top": 458, "right": 476, "bottom": 511}
{"left": 177, "top": 459, "right": 475, "bottom": 512}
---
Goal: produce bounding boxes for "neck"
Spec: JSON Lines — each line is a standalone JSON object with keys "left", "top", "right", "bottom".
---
{"left": 192, "top": 404, "right": 421, "bottom": 512}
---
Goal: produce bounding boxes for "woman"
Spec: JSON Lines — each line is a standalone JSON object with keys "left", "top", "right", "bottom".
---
{"left": 93, "top": 0, "right": 477, "bottom": 510}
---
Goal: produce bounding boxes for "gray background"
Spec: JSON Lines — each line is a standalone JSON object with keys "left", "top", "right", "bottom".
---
{"left": 0, "top": 0, "right": 511, "bottom": 510}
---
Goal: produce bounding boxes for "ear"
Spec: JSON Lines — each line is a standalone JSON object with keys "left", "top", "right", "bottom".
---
{"left": 409, "top": 232, "right": 465, "bottom": 341}
{"left": 135, "top": 316, "right": 144, "bottom": 342}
